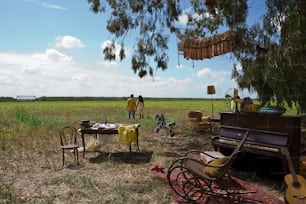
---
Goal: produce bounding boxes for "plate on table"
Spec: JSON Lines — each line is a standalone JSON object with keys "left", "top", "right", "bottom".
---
{"left": 97, "top": 123, "right": 117, "bottom": 129}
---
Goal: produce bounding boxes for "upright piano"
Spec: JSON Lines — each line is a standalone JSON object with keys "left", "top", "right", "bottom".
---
{"left": 212, "top": 112, "right": 301, "bottom": 174}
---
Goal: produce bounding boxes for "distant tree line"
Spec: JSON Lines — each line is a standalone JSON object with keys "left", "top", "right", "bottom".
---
{"left": 0, "top": 96, "right": 224, "bottom": 102}
{"left": 0, "top": 97, "right": 126, "bottom": 102}
{"left": 0, "top": 97, "right": 16, "bottom": 102}
{"left": 38, "top": 96, "right": 126, "bottom": 101}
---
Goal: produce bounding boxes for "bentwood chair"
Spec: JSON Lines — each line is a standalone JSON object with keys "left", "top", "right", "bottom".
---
{"left": 167, "top": 130, "right": 257, "bottom": 203}
{"left": 59, "top": 126, "right": 79, "bottom": 167}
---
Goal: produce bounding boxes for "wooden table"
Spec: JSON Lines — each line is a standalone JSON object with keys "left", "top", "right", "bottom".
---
{"left": 79, "top": 124, "right": 140, "bottom": 158}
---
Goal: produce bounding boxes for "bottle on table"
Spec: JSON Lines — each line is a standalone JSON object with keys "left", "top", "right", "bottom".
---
{"left": 104, "top": 116, "right": 107, "bottom": 125}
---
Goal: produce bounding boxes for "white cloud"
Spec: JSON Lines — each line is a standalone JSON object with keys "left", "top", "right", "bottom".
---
{"left": 0, "top": 52, "right": 34, "bottom": 65}
{"left": 32, "top": 49, "right": 72, "bottom": 62}
{"left": 177, "top": 9, "right": 211, "bottom": 26}
{"left": 22, "top": 65, "right": 43, "bottom": 75}
{"left": 196, "top": 68, "right": 218, "bottom": 78}
{"left": 0, "top": 50, "right": 203, "bottom": 98}
{"left": 54, "top": 36, "right": 84, "bottom": 49}
{"left": 178, "top": 13, "right": 189, "bottom": 25}
{"left": 24, "top": 0, "right": 66, "bottom": 10}
{"left": 168, "top": 77, "right": 194, "bottom": 89}
{"left": 0, "top": 70, "right": 22, "bottom": 86}
{"left": 72, "top": 73, "right": 89, "bottom": 81}
{"left": 0, "top": 49, "right": 257, "bottom": 98}
{"left": 194, "top": 67, "right": 243, "bottom": 97}
{"left": 97, "top": 59, "right": 119, "bottom": 67}
{"left": 176, "top": 63, "right": 184, "bottom": 69}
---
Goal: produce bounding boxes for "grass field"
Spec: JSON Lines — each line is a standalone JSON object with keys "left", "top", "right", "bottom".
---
{"left": 0, "top": 99, "right": 301, "bottom": 203}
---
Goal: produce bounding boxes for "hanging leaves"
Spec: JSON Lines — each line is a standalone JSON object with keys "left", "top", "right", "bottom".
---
{"left": 87, "top": 0, "right": 306, "bottom": 113}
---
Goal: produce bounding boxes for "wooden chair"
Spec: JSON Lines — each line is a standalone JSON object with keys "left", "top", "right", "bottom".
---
{"left": 167, "top": 130, "right": 256, "bottom": 203}
{"left": 59, "top": 126, "right": 79, "bottom": 167}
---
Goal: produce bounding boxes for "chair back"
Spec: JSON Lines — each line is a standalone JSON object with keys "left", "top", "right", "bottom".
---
{"left": 231, "top": 130, "right": 250, "bottom": 155}
{"left": 59, "top": 126, "right": 77, "bottom": 146}
{"left": 217, "top": 130, "right": 250, "bottom": 177}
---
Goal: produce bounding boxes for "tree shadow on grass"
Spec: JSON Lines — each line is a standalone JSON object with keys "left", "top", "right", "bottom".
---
{"left": 88, "top": 150, "right": 153, "bottom": 164}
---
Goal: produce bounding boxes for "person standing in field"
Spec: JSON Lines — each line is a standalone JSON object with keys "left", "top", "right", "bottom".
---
{"left": 136, "top": 95, "right": 145, "bottom": 119}
{"left": 127, "top": 94, "right": 137, "bottom": 119}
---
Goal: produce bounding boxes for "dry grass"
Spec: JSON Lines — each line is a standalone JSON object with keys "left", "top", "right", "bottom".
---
{"left": 0, "top": 121, "right": 214, "bottom": 203}
{"left": 0, "top": 101, "right": 301, "bottom": 203}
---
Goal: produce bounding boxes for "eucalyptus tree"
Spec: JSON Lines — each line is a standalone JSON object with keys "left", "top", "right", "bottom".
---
{"left": 232, "top": 0, "right": 306, "bottom": 113}
{"left": 87, "top": 0, "right": 306, "bottom": 113}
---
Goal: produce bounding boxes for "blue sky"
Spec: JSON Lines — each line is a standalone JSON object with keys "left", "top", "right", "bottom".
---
{"left": 0, "top": 0, "right": 265, "bottom": 99}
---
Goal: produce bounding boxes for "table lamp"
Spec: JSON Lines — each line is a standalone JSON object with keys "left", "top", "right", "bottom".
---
{"left": 207, "top": 85, "right": 216, "bottom": 117}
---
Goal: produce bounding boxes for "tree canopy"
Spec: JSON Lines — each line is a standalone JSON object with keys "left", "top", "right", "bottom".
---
{"left": 87, "top": 0, "right": 306, "bottom": 113}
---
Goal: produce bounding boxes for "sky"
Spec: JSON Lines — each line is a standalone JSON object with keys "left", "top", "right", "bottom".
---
{"left": 0, "top": 0, "right": 265, "bottom": 99}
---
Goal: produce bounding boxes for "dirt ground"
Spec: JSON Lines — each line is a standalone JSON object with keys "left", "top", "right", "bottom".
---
{"left": 1, "top": 120, "right": 305, "bottom": 203}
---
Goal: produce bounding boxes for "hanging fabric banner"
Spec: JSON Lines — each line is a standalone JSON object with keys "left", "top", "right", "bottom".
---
{"left": 177, "top": 31, "right": 234, "bottom": 60}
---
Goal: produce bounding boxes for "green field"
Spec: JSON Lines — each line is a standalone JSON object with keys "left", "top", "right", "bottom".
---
{"left": 0, "top": 99, "right": 298, "bottom": 128}
{"left": 0, "top": 99, "right": 300, "bottom": 203}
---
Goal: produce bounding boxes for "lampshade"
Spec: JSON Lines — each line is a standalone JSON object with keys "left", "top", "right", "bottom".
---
{"left": 207, "top": 85, "right": 216, "bottom": 95}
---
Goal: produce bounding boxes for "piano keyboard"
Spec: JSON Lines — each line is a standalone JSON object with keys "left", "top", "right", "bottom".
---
{"left": 217, "top": 139, "right": 280, "bottom": 153}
